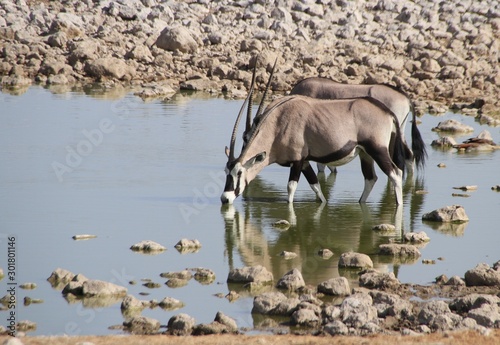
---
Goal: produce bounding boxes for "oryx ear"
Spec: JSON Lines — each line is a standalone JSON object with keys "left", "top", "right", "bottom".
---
{"left": 243, "top": 152, "right": 266, "bottom": 168}
{"left": 225, "top": 146, "right": 230, "bottom": 158}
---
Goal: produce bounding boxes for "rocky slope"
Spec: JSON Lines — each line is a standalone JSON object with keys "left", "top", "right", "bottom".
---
{"left": 1, "top": 0, "right": 499, "bottom": 117}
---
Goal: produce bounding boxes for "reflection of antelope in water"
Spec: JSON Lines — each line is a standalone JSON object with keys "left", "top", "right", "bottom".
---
{"left": 222, "top": 186, "right": 398, "bottom": 284}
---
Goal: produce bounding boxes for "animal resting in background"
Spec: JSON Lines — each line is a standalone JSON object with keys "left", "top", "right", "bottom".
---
{"left": 290, "top": 77, "right": 427, "bottom": 174}
{"left": 221, "top": 66, "right": 407, "bottom": 205}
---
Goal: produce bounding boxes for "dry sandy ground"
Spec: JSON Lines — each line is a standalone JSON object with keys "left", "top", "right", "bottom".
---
{"left": 3, "top": 330, "right": 500, "bottom": 345}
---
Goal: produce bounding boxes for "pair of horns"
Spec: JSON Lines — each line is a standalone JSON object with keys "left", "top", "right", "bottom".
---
{"left": 227, "top": 57, "right": 278, "bottom": 161}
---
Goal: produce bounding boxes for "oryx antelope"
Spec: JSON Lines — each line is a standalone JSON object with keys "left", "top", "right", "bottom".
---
{"left": 290, "top": 77, "right": 427, "bottom": 173}
{"left": 221, "top": 69, "right": 406, "bottom": 205}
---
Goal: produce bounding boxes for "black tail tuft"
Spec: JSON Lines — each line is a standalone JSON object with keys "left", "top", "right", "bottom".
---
{"left": 410, "top": 102, "right": 427, "bottom": 170}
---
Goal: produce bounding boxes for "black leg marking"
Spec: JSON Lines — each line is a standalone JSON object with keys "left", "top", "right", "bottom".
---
{"left": 301, "top": 162, "right": 319, "bottom": 185}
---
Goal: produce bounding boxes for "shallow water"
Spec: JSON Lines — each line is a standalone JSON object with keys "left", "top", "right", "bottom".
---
{"left": 0, "top": 86, "right": 499, "bottom": 335}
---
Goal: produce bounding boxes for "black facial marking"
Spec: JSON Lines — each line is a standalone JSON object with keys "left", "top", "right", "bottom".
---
{"left": 223, "top": 175, "right": 234, "bottom": 192}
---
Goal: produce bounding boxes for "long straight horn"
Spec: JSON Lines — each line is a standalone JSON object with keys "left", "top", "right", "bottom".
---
{"left": 256, "top": 56, "right": 278, "bottom": 117}
{"left": 228, "top": 64, "right": 256, "bottom": 160}
{"left": 245, "top": 59, "right": 258, "bottom": 135}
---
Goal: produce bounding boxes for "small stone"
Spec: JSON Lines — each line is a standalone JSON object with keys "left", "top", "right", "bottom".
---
{"left": 174, "top": 239, "right": 201, "bottom": 249}
{"left": 143, "top": 282, "right": 161, "bottom": 289}
{"left": 422, "top": 259, "right": 436, "bottom": 265}
{"left": 338, "top": 252, "right": 373, "bottom": 269}
{"left": 318, "top": 248, "right": 333, "bottom": 258}
{"left": 372, "top": 224, "right": 395, "bottom": 232}
{"left": 158, "top": 297, "right": 184, "bottom": 310}
{"left": 192, "top": 268, "right": 215, "bottom": 284}
{"left": 279, "top": 251, "right": 297, "bottom": 259}
{"left": 445, "top": 275, "right": 466, "bottom": 286}
{"left": 19, "top": 283, "right": 37, "bottom": 290}
{"left": 123, "top": 316, "right": 160, "bottom": 335}
{"left": 130, "top": 240, "right": 166, "bottom": 252}
{"left": 72, "top": 234, "right": 97, "bottom": 240}
{"left": 225, "top": 291, "right": 240, "bottom": 302}
{"left": 403, "top": 231, "right": 430, "bottom": 243}
{"left": 272, "top": 219, "right": 290, "bottom": 229}
{"left": 453, "top": 185, "right": 478, "bottom": 191}
{"left": 491, "top": 185, "right": 500, "bottom": 191}
{"left": 160, "top": 270, "right": 192, "bottom": 280}
{"left": 166, "top": 278, "right": 189, "bottom": 288}
{"left": 437, "top": 163, "right": 446, "bottom": 168}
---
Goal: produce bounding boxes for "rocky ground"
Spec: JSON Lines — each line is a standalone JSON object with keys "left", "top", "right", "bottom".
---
{"left": 0, "top": 0, "right": 499, "bottom": 121}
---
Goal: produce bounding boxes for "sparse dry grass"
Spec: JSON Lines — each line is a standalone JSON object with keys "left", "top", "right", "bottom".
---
{"left": 3, "top": 330, "right": 500, "bottom": 345}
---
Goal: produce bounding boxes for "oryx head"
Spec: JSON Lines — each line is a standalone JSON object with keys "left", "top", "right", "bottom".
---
{"left": 221, "top": 58, "right": 276, "bottom": 204}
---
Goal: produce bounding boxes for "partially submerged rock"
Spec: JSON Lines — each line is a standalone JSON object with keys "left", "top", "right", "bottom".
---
{"left": 379, "top": 244, "right": 422, "bottom": 257}
{"left": 422, "top": 205, "right": 469, "bottom": 223}
{"left": 338, "top": 252, "right": 373, "bottom": 269}
{"left": 160, "top": 270, "right": 192, "bottom": 280}
{"left": 167, "top": 313, "right": 196, "bottom": 336}
{"left": 432, "top": 119, "right": 474, "bottom": 133}
{"left": 279, "top": 251, "right": 297, "bottom": 259}
{"left": 318, "top": 248, "right": 334, "bottom": 259}
{"left": 272, "top": 219, "right": 290, "bottom": 230}
{"left": 317, "top": 277, "right": 351, "bottom": 296}
{"left": 174, "top": 238, "right": 201, "bottom": 250}
{"left": 403, "top": 231, "right": 431, "bottom": 244}
{"left": 431, "top": 136, "right": 458, "bottom": 148}
{"left": 227, "top": 265, "right": 273, "bottom": 285}
{"left": 192, "top": 268, "right": 215, "bottom": 285}
{"left": 359, "top": 270, "right": 400, "bottom": 289}
{"left": 464, "top": 262, "right": 500, "bottom": 287}
{"left": 276, "top": 268, "right": 305, "bottom": 291}
{"left": 47, "top": 268, "right": 75, "bottom": 289}
{"left": 158, "top": 297, "right": 184, "bottom": 310}
{"left": 372, "top": 224, "right": 396, "bottom": 232}
{"left": 130, "top": 240, "right": 166, "bottom": 253}
{"left": 121, "top": 294, "right": 150, "bottom": 313}
{"left": 123, "top": 316, "right": 160, "bottom": 335}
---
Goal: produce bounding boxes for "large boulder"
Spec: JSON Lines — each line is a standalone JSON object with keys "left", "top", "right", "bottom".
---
{"left": 84, "top": 58, "right": 136, "bottom": 81}
{"left": 227, "top": 265, "right": 273, "bottom": 284}
{"left": 276, "top": 268, "right": 305, "bottom": 291}
{"left": 464, "top": 263, "right": 500, "bottom": 286}
{"left": 155, "top": 26, "right": 198, "bottom": 53}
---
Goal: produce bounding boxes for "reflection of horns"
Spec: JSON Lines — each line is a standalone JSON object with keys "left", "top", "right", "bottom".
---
{"left": 255, "top": 56, "right": 278, "bottom": 118}
{"left": 245, "top": 60, "right": 258, "bottom": 136}
{"left": 228, "top": 61, "right": 258, "bottom": 161}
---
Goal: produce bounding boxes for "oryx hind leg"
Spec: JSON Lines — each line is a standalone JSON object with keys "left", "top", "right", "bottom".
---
{"left": 316, "top": 162, "right": 337, "bottom": 174}
{"left": 365, "top": 147, "right": 403, "bottom": 205}
{"left": 359, "top": 152, "right": 378, "bottom": 203}
{"left": 303, "top": 162, "right": 326, "bottom": 203}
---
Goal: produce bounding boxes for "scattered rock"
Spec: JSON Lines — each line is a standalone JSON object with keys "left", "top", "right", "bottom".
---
{"left": 165, "top": 278, "right": 189, "bottom": 288}
{"left": 192, "top": 268, "right": 215, "bottom": 284}
{"left": 121, "top": 295, "right": 149, "bottom": 312}
{"left": 160, "top": 270, "right": 192, "bottom": 280}
{"left": 431, "top": 136, "right": 458, "bottom": 148}
{"left": 379, "top": 244, "right": 422, "bottom": 257}
{"left": 167, "top": 313, "right": 196, "bottom": 336}
{"left": 227, "top": 265, "right": 273, "bottom": 284}
{"left": 123, "top": 316, "right": 160, "bottom": 335}
{"left": 338, "top": 252, "right": 373, "bottom": 269}
{"left": 432, "top": 119, "right": 474, "bottom": 133}
{"left": 158, "top": 297, "right": 184, "bottom": 310}
{"left": 359, "top": 270, "right": 400, "bottom": 289}
{"left": 279, "top": 251, "right": 297, "bottom": 259}
{"left": 251, "top": 291, "right": 288, "bottom": 315}
{"left": 47, "top": 268, "right": 75, "bottom": 288}
{"left": 464, "top": 263, "right": 500, "bottom": 286}
{"left": 272, "top": 219, "right": 290, "bottom": 229}
{"left": 317, "top": 277, "right": 351, "bottom": 296}
{"left": 16, "top": 320, "right": 37, "bottom": 332}
{"left": 174, "top": 238, "right": 201, "bottom": 250}
{"left": 422, "top": 205, "right": 469, "bottom": 223}
{"left": 72, "top": 234, "right": 97, "bottom": 240}
{"left": 453, "top": 185, "right": 478, "bottom": 191}
{"left": 19, "top": 283, "right": 37, "bottom": 290}
{"left": 403, "top": 231, "right": 430, "bottom": 244}
{"left": 130, "top": 240, "right": 166, "bottom": 253}
{"left": 341, "top": 292, "right": 378, "bottom": 328}
{"left": 276, "top": 268, "right": 305, "bottom": 291}
{"left": 491, "top": 185, "right": 500, "bottom": 191}
{"left": 372, "top": 224, "right": 396, "bottom": 232}
{"left": 318, "top": 249, "right": 333, "bottom": 259}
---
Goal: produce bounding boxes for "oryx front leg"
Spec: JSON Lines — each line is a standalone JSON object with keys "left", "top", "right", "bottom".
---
{"left": 287, "top": 161, "right": 303, "bottom": 203}
{"left": 388, "top": 168, "right": 403, "bottom": 205}
{"left": 302, "top": 162, "right": 326, "bottom": 203}
{"left": 359, "top": 153, "right": 378, "bottom": 203}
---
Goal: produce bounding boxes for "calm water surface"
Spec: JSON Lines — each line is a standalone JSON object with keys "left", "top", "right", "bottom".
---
{"left": 0, "top": 86, "right": 499, "bottom": 335}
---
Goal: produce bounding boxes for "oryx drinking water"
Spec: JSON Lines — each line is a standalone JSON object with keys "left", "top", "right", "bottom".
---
{"left": 221, "top": 69, "right": 407, "bottom": 205}
{"left": 290, "top": 77, "right": 427, "bottom": 173}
